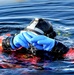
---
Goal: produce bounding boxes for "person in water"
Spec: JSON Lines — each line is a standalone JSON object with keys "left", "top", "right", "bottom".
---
{"left": 0, "top": 18, "right": 74, "bottom": 67}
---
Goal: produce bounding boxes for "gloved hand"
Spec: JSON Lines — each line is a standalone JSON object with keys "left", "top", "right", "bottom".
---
{"left": 10, "top": 32, "right": 30, "bottom": 50}
{"left": 24, "top": 32, "right": 56, "bottom": 51}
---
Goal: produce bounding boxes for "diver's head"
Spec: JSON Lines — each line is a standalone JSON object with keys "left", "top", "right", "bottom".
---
{"left": 24, "top": 18, "right": 56, "bottom": 38}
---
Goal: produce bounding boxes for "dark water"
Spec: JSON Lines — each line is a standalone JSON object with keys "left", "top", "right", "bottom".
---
{"left": 0, "top": 0, "right": 74, "bottom": 75}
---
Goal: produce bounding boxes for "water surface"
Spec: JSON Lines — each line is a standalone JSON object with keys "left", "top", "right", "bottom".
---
{"left": 0, "top": 0, "right": 74, "bottom": 75}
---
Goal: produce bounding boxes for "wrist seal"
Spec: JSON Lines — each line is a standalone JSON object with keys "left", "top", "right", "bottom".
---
{"left": 50, "top": 41, "right": 69, "bottom": 59}
{"left": 2, "top": 36, "right": 16, "bottom": 51}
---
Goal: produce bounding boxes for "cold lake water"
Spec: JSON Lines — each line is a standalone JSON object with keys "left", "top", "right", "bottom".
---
{"left": 0, "top": 0, "right": 74, "bottom": 75}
